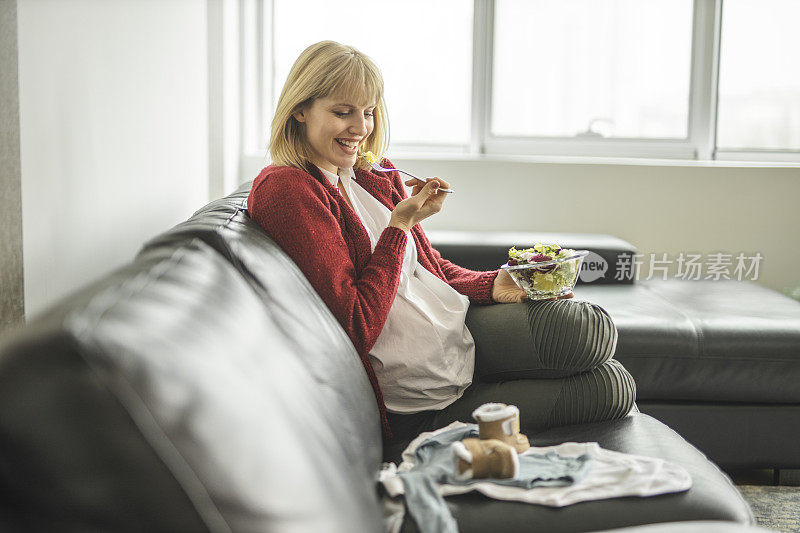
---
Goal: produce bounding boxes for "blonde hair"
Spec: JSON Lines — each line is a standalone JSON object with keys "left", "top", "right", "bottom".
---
{"left": 269, "top": 40, "right": 390, "bottom": 173}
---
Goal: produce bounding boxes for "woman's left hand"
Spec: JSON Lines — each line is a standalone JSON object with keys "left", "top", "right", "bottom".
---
{"left": 491, "top": 269, "right": 574, "bottom": 303}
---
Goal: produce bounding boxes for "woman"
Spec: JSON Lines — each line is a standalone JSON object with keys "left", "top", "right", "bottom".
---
{"left": 247, "top": 41, "right": 634, "bottom": 462}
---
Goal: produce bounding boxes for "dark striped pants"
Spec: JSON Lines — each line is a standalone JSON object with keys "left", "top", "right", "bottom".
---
{"left": 383, "top": 299, "right": 636, "bottom": 465}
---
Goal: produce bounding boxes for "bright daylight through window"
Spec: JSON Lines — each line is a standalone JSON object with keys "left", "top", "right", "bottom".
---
{"left": 272, "top": 0, "right": 472, "bottom": 146}
{"left": 263, "top": 0, "right": 800, "bottom": 160}
{"left": 492, "top": 0, "right": 693, "bottom": 140}
{"left": 716, "top": 0, "right": 800, "bottom": 151}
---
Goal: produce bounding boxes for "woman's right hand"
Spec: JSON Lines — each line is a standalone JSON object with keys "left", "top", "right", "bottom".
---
{"left": 389, "top": 177, "right": 451, "bottom": 232}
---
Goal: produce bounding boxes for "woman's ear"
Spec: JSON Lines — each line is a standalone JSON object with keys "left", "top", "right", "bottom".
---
{"left": 292, "top": 108, "right": 306, "bottom": 123}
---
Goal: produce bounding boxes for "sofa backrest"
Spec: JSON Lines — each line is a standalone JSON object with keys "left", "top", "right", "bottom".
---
{"left": 139, "top": 181, "right": 383, "bottom": 475}
{"left": 0, "top": 187, "right": 384, "bottom": 531}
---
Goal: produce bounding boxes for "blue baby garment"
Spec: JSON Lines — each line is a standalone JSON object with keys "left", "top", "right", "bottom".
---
{"left": 398, "top": 424, "right": 592, "bottom": 533}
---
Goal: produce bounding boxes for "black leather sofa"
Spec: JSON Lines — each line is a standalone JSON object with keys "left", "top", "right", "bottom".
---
{"left": 0, "top": 181, "right": 775, "bottom": 532}
{"left": 429, "top": 231, "right": 800, "bottom": 479}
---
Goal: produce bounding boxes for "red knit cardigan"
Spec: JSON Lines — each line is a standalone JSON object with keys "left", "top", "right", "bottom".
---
{"left": 246, "top": 158, "right": 500, "bottom": 438}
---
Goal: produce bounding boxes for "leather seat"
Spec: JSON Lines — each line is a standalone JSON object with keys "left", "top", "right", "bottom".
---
{"left": 576, "top": 280, "right": 800, "bottom": 403}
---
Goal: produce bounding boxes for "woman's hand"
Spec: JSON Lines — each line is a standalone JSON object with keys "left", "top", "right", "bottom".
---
{"left": 491, "top": 269, "right": 528, "bottom": 303}
{"left": 491, "top": 269, "right": 575, "bottom": 303}
{"left": 389, "top": 177, "right": 450, "bottom": 232}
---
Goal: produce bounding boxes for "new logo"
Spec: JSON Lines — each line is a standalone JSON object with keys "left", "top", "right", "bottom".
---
{"left": 578, "top": 251, "right": 608, "bottom": 283}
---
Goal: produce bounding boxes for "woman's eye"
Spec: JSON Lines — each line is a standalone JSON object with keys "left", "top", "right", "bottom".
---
{"left": 334, "top": 111, "right": 375, "bottom": 118}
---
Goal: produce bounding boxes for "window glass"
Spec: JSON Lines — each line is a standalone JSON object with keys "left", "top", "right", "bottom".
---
{"left": 272, "top": 0, "right": 473, "bottom": 146}
{"left": 492, "top": 0, "right": 693, "bottom": 139}
{"left": 716, "top": 0, "right": 800, "bottom": 151}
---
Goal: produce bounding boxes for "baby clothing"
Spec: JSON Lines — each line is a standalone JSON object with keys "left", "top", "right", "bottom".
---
{"left": 388, "top": 423, "right": 592, "bottom": 533}
{"left": 379, "top": 422, "right": 692, "bottom": 533}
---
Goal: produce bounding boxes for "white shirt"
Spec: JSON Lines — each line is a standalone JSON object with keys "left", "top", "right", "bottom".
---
{"left": 317, "top": 165, "right": 475, "bottom": 413}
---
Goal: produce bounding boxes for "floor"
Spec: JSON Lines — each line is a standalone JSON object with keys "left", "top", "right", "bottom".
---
{"left": 725, "top": 469, "right": 800, "bottom": 533}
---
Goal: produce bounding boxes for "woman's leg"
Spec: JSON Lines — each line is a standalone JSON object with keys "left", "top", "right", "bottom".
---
{"left": 382, "top": 361, "right": 636, "bottom": 464}
{"left": 384, "top": 300, "right": 631, "bottom": 463}
{"left": 429, "top": 359, "right": 636, "bottom": 434}
{"left": 466, "top": 300, "right": 619, "bottom": 381}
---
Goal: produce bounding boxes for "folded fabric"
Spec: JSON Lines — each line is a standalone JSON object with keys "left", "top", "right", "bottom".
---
{"left": 391, "top": 424, "right": 592, "bottom": 533}
{"left": 378, "top": 422, "right": 692, "bottom": 533}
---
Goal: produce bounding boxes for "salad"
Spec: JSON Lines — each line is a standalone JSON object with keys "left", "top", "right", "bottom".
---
{"left": 360, "top": 150, "right": 379, "bottom": 165}
{"left": 502, "top": 244, "right": 587, "bottom": 299}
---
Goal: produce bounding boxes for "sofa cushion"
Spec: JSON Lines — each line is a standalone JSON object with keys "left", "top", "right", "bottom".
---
{"left": 575, "top": 279, "right": 800, "bottom": 403}
{"left": 139, "top": 181, "right": 383, "bottom": 478}
{"left": 637, "top": 402, "right": 800, "bottom": 469}
{"left": 398, "top": 412, "right": 753, "bottom": 533}
{"left": 427, "top": 230, "right": 638, "bottom": 285}
{"left": 0, "top": 239, "right": 383, "bottom": 532}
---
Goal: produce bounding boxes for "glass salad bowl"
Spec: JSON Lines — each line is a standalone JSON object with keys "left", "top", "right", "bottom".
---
{"left": 500, "top": 248, "right": 589, "bottom": 301}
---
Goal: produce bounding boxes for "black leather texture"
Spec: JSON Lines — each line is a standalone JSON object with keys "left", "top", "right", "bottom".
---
{"left": 640, "top": 402, "right": 800, "bottom": 468}
{"left": 575, "top": 280, "right": 800, "bottom": 403}
{"left": 0, "top": 240, "right": 384, "bottom": 532}
{"left": 140, "top": 182, "right": 384, "bottom": 478}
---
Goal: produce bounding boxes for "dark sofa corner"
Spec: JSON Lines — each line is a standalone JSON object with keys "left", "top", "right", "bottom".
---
{"left": 0, "top": 181, "right": 785, "bottom": 532}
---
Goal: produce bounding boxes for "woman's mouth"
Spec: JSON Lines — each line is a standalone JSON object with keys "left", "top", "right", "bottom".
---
{"left": 335, "top": 138, "right": 359, "bottom": 154}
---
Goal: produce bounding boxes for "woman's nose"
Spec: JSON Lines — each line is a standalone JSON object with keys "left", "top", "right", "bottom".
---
{"left": 349, "top": 115, "right": 368, "bottom": 135}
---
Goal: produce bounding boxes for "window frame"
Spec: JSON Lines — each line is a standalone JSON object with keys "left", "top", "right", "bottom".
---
{"left": 233, "top": 0, "right": 799, "bottom": 164}
{"left": 476, "top": 0, "right": 718, "bottom": 160}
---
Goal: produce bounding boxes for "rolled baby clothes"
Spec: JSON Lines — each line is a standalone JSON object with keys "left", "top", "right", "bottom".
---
{"left": 453, "top": 438, "right": 519, "bottom": 480}
{"left": 473, "top": 402, "right": 530, "bottom": 453}
{"left": 396, "top": 424, "right": 592, "bottom": 533}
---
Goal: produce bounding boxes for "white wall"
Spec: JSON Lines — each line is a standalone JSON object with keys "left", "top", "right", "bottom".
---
{"left": 17, "top": 0, "right": 209, "bottom": 319}
{"left": 242, "top": 155, "right": 800, "bottom": 293}
{"left": 394, "top": 156, "right": 800, "bottom": 294}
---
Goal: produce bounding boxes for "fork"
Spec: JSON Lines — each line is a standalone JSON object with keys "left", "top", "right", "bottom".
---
{"left": 369, "top": 162, "right": 455, "bottom": 194}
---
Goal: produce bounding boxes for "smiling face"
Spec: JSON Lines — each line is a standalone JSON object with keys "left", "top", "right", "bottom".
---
{"left": 293, "top": 96, "right": 376, "bottom": 174}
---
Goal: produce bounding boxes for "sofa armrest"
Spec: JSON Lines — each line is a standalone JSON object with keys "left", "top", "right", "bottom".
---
{"left": 427, "top": 230, "right": 637, "bottom": 285}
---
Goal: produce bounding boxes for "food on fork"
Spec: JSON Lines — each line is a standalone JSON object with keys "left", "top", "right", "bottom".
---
{"left": 360, "top": 151, "right": 455, "bottom": 194}
{"left": 360, "top": 150, "right": 380, "bottom": 165}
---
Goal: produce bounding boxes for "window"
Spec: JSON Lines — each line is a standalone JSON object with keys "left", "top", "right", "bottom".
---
{"left": 716, "top": 0, "right": 800, "bottom": 152}
{"left": 492, "top": 0, "right": 693, "bottom": 140}
{"left": 270, "top": 0, "right": 473, "bottom": 146}
{"left": 237, "top": 0, "right": 800, "bottom": 162}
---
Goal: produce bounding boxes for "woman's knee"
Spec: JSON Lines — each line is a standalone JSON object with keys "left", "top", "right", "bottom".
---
{"left": 527, "top": 300, "right": 618, "bottom": 373}
{"left": 546, "top": 359, "right": 636, "bottom": 427}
